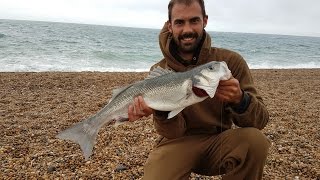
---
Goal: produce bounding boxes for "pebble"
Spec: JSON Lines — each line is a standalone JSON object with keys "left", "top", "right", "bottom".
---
{"left": 115, "top": 164, "right": 128, "bottom": 172}
{"left": 47, "top": 166, "right": 56, "bottom": 173}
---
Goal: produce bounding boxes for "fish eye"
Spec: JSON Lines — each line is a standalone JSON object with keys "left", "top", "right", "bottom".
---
{"left": 208, "top": 66, "right": 214, "bottom": 70}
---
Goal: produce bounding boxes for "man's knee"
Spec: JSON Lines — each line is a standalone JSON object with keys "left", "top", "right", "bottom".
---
{"left": 239, "top": 128, "right": 271, "bottom": 158}
{"left": 220, "top": 128, "right": 271, "bottom": 179}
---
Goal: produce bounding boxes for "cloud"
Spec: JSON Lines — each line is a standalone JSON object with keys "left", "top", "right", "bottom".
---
{"left": 206, "top": 0, "right": 320, "bottom": 36}
{"left": 0, "top": 0, "right": 319, "bottom": 37}
{"left": 0, "top": 0, "right": 168, "bottom": 28}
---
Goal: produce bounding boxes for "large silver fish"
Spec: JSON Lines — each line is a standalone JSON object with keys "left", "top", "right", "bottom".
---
{"left": 56, "top": 61, "right": 231, "bottom": 160}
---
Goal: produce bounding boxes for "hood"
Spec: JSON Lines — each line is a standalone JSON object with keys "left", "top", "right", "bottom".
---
{"left": 159, "top": 21, "right": 213, "bottom": 72}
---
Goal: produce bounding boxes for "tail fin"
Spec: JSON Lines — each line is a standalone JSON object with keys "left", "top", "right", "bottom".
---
{"left": 56, "top": 117, "right": 98, "bottom": 161}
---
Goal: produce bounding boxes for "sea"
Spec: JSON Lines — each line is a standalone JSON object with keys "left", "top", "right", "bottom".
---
{"left": 1, "top": 19, "right": 320, "bottom": 72}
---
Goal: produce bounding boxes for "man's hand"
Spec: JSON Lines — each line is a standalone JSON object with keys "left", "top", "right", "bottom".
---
{"left": 215, "top": 77, "right": 243, "bottom": 105}
{"left": 128, "top": 96, "right": 153, "bottom": 122}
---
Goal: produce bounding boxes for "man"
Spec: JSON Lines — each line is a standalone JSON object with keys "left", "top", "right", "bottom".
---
{"left": 128, "top": 0, "right": 270, "bottom": 179}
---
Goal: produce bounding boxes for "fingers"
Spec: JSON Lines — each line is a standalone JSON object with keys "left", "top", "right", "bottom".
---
{"left": 128, "top": 96, "right": 152, "bottom": 122}
{"left": 138, "top": 96, "right": 153, "bottom": 114}
{"left": 128, "top": 102, "right": 143, "bottom": 122}
{"left": 128, "top": 104, "right": 137, "bottom": 122}
{"left": 134, "top": 97, "right": 145, "bottom": 116}
{"left": 215, "top": 90, "right": 232, "bottom": 102}
{"left": 219, "top": 77, "right": 238, "bottom": 87}
{"left": 215, "top": 78, "right": 242, "bottom": 103}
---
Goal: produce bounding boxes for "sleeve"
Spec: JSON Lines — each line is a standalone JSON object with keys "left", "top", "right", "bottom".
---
{"left": 226, "top": 53, "right": 269, "bottom": 130}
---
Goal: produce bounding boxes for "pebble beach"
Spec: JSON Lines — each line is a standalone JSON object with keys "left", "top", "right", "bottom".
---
{"left": 1, "top": 69, "right": 319, "bottom": 179}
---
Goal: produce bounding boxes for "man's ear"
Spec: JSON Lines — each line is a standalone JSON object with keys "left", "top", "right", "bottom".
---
{"left": 167, "top": 21, "right": 173, "bottom": 33}
{"left": 203, "top": 15, "right": 208, "bottom": 28}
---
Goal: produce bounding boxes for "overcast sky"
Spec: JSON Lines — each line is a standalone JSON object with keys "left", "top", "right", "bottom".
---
{"left": 1, "top": 0, "right": 319, "bottom": 37}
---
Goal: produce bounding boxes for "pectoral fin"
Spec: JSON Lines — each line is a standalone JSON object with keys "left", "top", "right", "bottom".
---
{"left": 168, "top": 107, "right": 184, "bottom": 119}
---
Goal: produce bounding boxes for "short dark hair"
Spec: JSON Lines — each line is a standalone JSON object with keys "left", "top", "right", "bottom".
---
{"left": 168, "top": 0, "right": 207, "bottom": 21}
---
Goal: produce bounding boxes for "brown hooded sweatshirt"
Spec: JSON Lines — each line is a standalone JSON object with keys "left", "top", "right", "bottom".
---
{"left": 151, "top": 22, "right": 269, "bottom": 139}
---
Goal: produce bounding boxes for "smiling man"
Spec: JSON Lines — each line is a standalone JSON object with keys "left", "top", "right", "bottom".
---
{"left": 169, "top": 0, "right": 207, "bottom": 60}
{"left": 128, "top": 0, "right": 271, "bottom": 179}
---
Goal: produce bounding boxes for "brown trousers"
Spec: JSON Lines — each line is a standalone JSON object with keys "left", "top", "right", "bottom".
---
{"left": 143, "top": 128, "right": 270, "bottom": 180}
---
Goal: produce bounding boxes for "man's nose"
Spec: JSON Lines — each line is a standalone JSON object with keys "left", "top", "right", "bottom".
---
{"left": 182, "top": 22, "right": 193, "bottom": 33}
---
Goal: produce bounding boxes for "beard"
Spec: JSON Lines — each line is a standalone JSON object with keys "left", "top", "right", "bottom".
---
{"left": 172, "top": 31, "right": 203, "bottom": 54}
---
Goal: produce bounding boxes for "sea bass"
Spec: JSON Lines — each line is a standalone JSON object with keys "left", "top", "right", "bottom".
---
{"left": 56, "top": 61, "right": 231, "bottom": 160}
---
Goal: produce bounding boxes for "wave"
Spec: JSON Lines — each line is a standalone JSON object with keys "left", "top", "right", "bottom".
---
{"left": 2, "top": 63, "right": 319, "bottom": 72}
{"left": 0, "top": 63, "right": 150, "bottom": 72}
{"left": 249, "top": 61, "right": 320, "bottom": 69}
{"left": 0, "top": 33, "right": 5, "bottom": 38}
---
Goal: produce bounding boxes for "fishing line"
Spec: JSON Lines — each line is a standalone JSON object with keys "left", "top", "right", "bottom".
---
{"left": 219, "top": 102, "right": 223, "bottom": 178}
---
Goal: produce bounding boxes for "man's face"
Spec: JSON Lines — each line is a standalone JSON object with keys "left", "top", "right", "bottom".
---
{"left": 168, "top": 2, "right": 208, "bottom": 55}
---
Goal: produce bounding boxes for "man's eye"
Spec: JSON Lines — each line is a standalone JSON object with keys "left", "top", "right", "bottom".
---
{"left": 191, "top": 19, "right": 200, "bottom": 23}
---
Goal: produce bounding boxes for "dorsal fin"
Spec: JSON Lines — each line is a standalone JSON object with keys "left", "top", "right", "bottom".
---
{"left": 112, "top": 86, "right": 127, "bottom": 98}
{"left": 108, "top": 85, "right": 132, "bottom": 103}
{"left": 145, "top": 66, "right": 173, "bottom": 79}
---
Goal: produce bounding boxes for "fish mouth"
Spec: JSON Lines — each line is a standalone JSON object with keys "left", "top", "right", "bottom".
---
{"left": 192, "top": 86, "right": 209, "bottom": 97}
